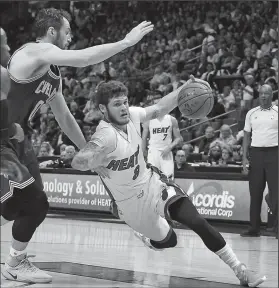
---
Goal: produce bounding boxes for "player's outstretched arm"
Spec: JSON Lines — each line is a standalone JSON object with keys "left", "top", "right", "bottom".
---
{"left": 48, "top": 79, "right": 86, "bottom": 150}
{"left": 142, "top": 76, "right": 211, "bottom": 122}
{"left": 141, "top": 121, "right": 150, "bottom": 157}
{"left": 72, "top": 142, "right": 104, "bottom": 171}
{"left": 72, "top": 130, "right": 116, "bottom": 171}
{"left": 38, "top": 21, "right": 153, "bottom": 67}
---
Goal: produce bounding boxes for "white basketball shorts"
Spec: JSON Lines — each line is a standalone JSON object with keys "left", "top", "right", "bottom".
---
{"left": 147, "top": 148, "right": 174, "bottom": 178}
{"left": 115, "top": 171, "right": 185, "bottom": 242}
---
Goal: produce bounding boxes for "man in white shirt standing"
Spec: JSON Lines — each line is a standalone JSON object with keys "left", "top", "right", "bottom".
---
{"left": 241, "top": 84, "right": 278, "bottom": 238}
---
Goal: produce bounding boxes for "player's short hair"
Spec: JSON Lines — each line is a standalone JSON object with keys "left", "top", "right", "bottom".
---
{"left": 33, "top": 8, "right": 71, "bottom": 38}
{"left": 94, "top": 81, "right": 128, "bottom": 106}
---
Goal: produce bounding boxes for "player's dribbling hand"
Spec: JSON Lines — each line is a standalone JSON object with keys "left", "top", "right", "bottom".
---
{"left": 185, "top": 75, "right": 211, "bottom": 91}
{"left": 124, "top": 21, "right": 154, "bottom": 47}
{"left": 10, "top": 123, "right": 24, "bottom": 142}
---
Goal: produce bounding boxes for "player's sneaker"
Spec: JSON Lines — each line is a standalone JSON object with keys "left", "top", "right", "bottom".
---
{"left": 1, "top": 254, "right": 52, "bottom": 283}
{"left": 235, "top": 263, "right": 266, "bottom": 287}
{"left": 134, "top": 231, "right": 164, "bottom": 251}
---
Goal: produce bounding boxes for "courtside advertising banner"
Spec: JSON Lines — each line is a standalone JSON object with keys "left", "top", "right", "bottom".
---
{"left": 175, "top": 178, "right": 268, "bottom": 222}
{"left": 41, "top": 173, "right": 268, "bottom": 222}
{"left": 42, "top": 173, "right": 112, "bottom": 212}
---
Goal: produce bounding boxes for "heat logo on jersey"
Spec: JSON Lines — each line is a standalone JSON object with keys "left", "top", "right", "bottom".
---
{"left": 152, "top": 126, "right": 170, "bottom": 134}
{"left": 107, "top": 145, "right": 140, "bottom": 171}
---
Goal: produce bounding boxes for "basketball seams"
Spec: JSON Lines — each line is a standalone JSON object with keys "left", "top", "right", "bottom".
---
{"left": 178, "top": 91, "right": 213, "bottom": 102}
{"left": 181, "top": 97, "right": 211, "bottom": 117}
{"left": 178, "top": 82, "right": 213, "bottom": 118}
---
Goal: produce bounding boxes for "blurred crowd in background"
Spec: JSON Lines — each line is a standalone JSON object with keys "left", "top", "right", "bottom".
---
{"left": 1, "top": 1, "right": 278, "bottom": 170}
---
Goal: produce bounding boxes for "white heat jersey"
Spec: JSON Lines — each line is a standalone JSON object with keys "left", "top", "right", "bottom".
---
{"left": 92, "top": 107, "right": 151, "bottom": 202}
{"left": 148, "top": 115, "right": 173, "bottom": 150}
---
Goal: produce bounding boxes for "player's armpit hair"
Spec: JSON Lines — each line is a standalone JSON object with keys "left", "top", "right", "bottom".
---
{"left": 71, "top": 142, "right": 102, "bottom": 171}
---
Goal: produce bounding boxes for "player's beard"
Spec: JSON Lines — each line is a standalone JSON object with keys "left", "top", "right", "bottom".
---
{"left": 107, "top": 108, "right": 129, "bottom": 126}
{"left": 53, "top": 31, "right": 66, "bottom": 50}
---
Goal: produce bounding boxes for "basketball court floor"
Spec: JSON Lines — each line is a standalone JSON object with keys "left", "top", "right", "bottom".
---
{"left": 1, "top": 215, "right": 278, "bottom": 288}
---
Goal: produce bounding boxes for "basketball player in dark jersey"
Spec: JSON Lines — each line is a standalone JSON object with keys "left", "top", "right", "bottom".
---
{"left": 1, "top": 27, "right": 25, "bottom": 200}
{"left": 1, "top": 8, "right": 153, "bottom": 283}
{"left": 0, "top": 28, "right": 24, "bottom": 145}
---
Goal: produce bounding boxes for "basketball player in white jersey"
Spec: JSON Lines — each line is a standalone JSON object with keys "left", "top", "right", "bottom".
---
{"left": 72, "top": 79, "right": 265, "bottom": 287}
{"left": 142, "top": 112, "right": 182, "bottom": 179}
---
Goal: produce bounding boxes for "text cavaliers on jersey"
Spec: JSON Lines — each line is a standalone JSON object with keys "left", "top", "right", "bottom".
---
{"left": 7, "top": 44, "right": 61, "bottom": 133}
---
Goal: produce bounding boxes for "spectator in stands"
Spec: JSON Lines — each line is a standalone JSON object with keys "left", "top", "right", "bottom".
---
{"left": 219, "top": 146, "right": 234, "bottom": 166}
{"left": 44, "top": 118, "right": 60, "bottom": 149}
{"left": 230, "top": 80, "right": 243, "bottom": 108}
{"left": 213, "top": 124, "right": 237, "bottom": 148}
{"left": 208, "top": 142, "right": 222, "bottom": 165}
{"left": 265, "top": 78, "right": 278, "bottom": 103}
{"left": 65, "top": 146, "right": 76, "bottom": 161}
{"left": 242, "top": 73, "right": 258, "bottom": 110}
{"left": 59, "top": 144, "right": 67, "bottom": 155}
{"left": 63, "top": 70, "right": 76, "bottom": 91}
{"left": 174, "top": 150, "right": 195, "bottom": 172}
{"left": 60, "top": 151, "right": 66, "bottom": 161}
{"left": 70, "top": 101, "right": 85, "bottom": 124}
{"left": 131, "top": 82, "right": 147, "bottom": 106}
{"left": 218, "top": 86, "right": 235, "bottom": 111}
{"left": 9, "top": 1, "right": 277, "bottom": 162}
{"left": 38, "top": 142, "right": 53, "bottom": 157}
{"left": 220, "top": 57, "right": 240, "bottom": 75}
{"left": 172, "top": 73, "right": 185, "bottom": 90}
{"left": 251, "top": 43, "right": 263, "bottom": 59}
{"left": 195, "top": 53, "right": 207, "bottom": 78}
{"left": 181, "top": 143, "right": 194, "bottom": 159}
{"left": 198, "top": 126, "right": 216, "bottom": 154}
{"left": 82, "top": 125, "right": 93, "bottom": 142}
{"left": 207, "top": 46, "right": 219, "bottom": 64}
{"left": 201, "top": 62, "right": 215, "bottom": 82}
{"left": 207, "top": 91, "right": 226, "bottom": 130}
{"left": 232, "top": 146, "right": 242, "bottom": 163}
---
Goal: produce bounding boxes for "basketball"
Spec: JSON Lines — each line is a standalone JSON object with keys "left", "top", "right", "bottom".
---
{"left": 177, "top": 82, "right": 214, "bottom": 119}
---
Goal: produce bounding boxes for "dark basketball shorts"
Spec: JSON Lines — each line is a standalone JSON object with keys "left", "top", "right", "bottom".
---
{"left": 0, "top": 137, "right": 43, "bottom": 203}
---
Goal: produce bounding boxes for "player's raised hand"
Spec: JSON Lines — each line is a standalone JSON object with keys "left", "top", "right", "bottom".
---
{"left": 185, "top": 75, "right": 212, "bottom": 91}
{"left": 124, "top": 21, "right": 154, "bottom": 47}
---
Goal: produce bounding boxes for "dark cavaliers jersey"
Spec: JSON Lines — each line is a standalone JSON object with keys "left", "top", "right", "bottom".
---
{"left": 7, "top": 43, "right": 61, "bottom": 134}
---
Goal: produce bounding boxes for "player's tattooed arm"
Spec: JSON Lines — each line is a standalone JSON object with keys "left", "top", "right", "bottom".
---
{"left": 71, "top": 142, "right": 107, "bottom": 171}
{"left": 144, "top": 105, "right": 161, "bottom": 121}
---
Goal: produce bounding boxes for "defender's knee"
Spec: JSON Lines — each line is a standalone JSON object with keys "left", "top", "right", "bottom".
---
{"left": 21, "top": 183, "right": 49, "bottom": 226}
